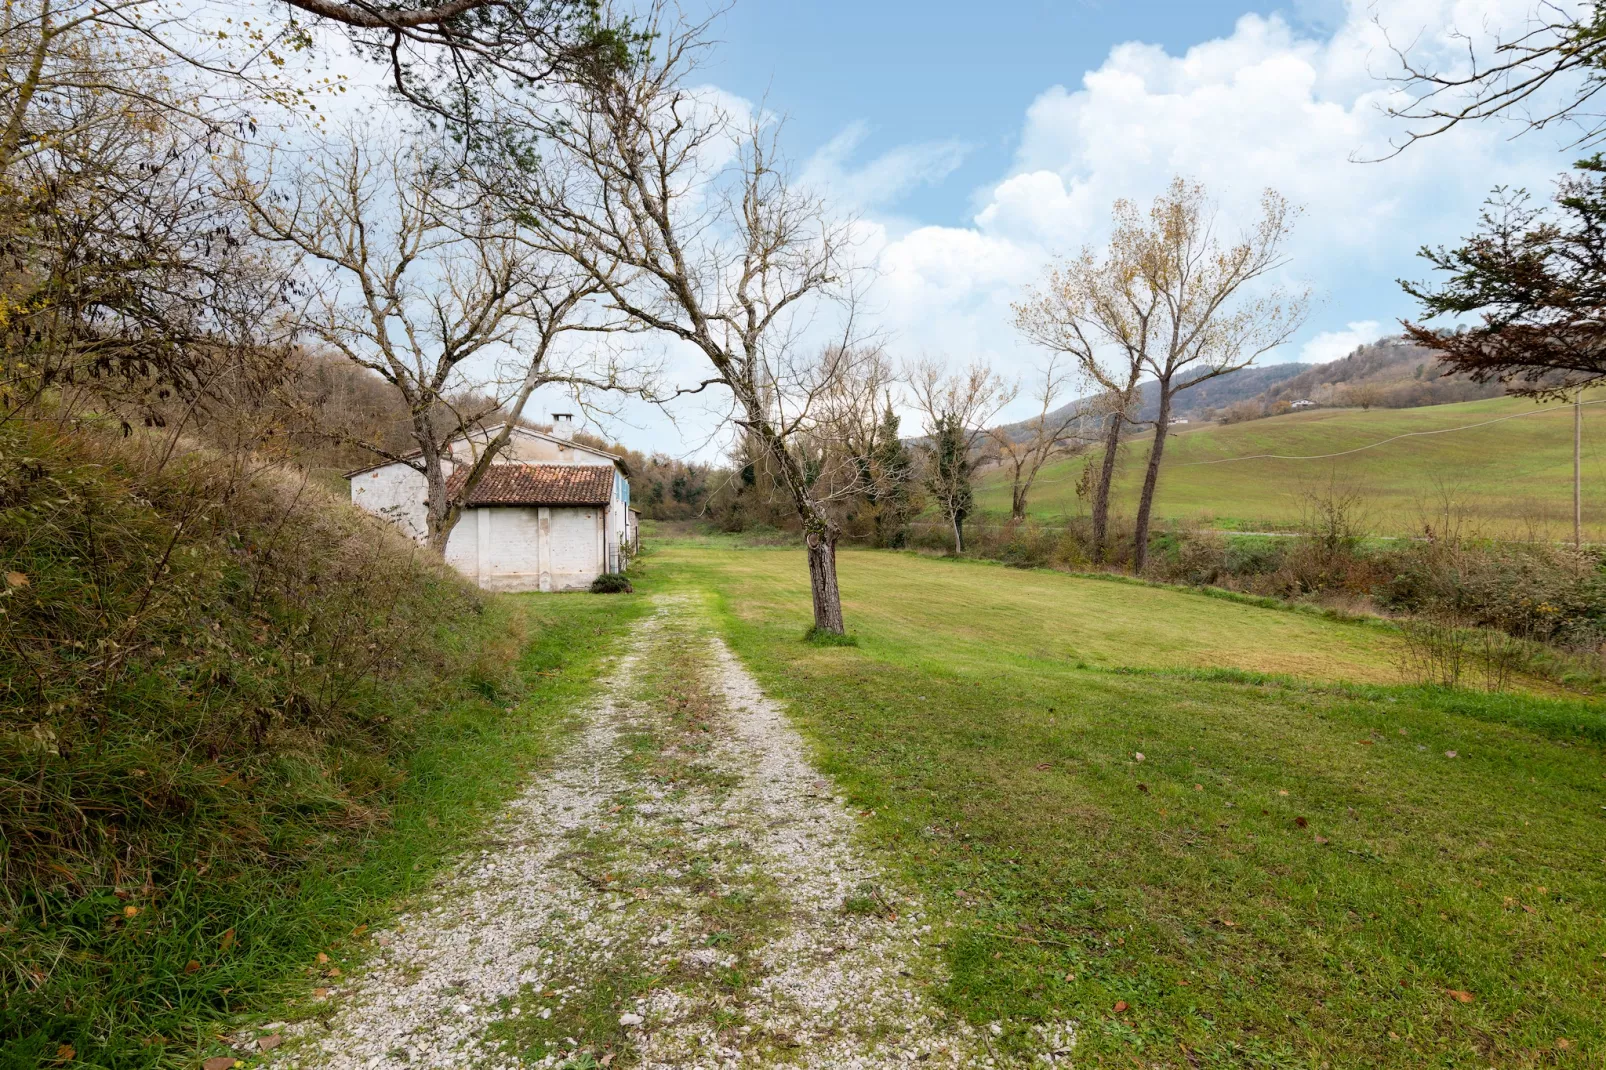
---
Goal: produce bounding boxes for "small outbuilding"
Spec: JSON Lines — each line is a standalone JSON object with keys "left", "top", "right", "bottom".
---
{"left": 346, "top": 415, "right": 633, "bottom": 592}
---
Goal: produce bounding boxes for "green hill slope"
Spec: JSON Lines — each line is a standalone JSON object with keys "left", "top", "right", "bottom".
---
{"left": 976, "top": 395, "right": 1606, "bottom": 537}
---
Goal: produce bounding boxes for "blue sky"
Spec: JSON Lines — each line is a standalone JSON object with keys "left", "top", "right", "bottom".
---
{"left": 290, "top": 0, "right": 1580, "bottom": 454}
{"left": 706, "top": 0, "right": 1342, "bottom": 223}
{"left": 554, "top": 0, "right": 1581, "bottom": 453}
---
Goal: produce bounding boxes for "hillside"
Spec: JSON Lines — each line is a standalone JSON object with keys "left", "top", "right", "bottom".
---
{"left": 1009, "top": 335, "right": 1505, "bottom": 442}
{"left": 0, "top": 423, "right": 643, "bottom": 1066}
{"left": 975, "top": 394, "right": 1606, "bottom": 536}
{"left": 1009, "top": 362, "right": 1311, "bottom": 439}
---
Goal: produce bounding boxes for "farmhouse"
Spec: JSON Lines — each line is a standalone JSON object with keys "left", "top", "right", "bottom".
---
{"left": 347, "top": 415, "right": 634, "bottom": 592}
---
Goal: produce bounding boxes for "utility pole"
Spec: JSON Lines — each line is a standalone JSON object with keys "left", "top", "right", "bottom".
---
{"left": 1575, "top": 389, "right": 1583, "bottom": 551}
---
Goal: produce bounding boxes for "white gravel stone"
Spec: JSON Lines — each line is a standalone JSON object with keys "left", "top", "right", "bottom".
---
{"left": 273, "top": 598, "right": 1009, "bottom": 1070}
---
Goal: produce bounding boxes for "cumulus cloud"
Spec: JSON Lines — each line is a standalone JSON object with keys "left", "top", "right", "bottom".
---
{"left": 861, "top": 0, "right": 1568, "bottom": 414}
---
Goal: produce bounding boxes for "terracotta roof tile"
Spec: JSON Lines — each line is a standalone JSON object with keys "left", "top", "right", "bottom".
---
{"left": 447, "top": 463, "right": 614, "bottom": 506}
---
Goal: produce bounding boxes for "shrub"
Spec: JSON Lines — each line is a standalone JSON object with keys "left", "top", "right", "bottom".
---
{"left": 591, "top": 572, "right": 634, "bottom": 593}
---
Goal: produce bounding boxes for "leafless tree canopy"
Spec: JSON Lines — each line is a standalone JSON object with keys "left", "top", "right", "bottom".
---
{"left": 986, "top": 358, "right": 1092, "bottom": 521}
{"left": 506, "top": 9, "right": 867, "bottom": 632}
{"left": 229, "top": 132, "right": 636, "bottom": 549}
{"left": 1017, "top": 178, "right": 1306, "bottom": 570}
{"left": 1382, "top": 2, "right": 1606, "bottom": 153}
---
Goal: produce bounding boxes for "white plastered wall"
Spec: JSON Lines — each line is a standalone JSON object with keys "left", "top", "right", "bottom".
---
{"left": 441, "top": 505, "right": 605, "bottom": 592}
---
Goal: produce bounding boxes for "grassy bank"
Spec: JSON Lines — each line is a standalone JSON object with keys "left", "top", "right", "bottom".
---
{"left": 975, "top": 395, "right": 1606, "bottom": 538}
{"left": 646, "top": 541, "right": 1606, "bottom": 1067}
{"left": 0, "top": 423, "right": 647, "bottom": 1067}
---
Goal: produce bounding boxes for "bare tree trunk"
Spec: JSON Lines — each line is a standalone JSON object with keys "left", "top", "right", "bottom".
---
{"left": 1011, "top": 477, "right": 1028, "bottom": 521}
{"left": 805, "top": 529, "right": 845, "bottom": 634}
{"left": 1132, "top": 386, "right": 1173, "bottom": 573}
{"left": 1089, "top": 411, "right": 1122, "bottom": 563}
{"left": 952, "top": 511, "right": 964, "bottom": 553}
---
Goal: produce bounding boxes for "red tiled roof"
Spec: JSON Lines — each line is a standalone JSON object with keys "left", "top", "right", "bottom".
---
{"left": 447, "top": 463, "right": 614, "bottom": 506}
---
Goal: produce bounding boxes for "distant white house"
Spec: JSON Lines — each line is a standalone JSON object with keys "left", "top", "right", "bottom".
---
{"left": 1290, "top": 399, "right": 1317, "bottom": 409}
{"left": 346, "top": 415, "right": 633, "bottom": 592}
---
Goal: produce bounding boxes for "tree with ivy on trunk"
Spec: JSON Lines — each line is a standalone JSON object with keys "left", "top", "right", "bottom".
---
{"left": 514, "top": 9, "right": 869, "bottom": 633}
{"left": 908, "top": 359, "right": 1017, "bottom": 554}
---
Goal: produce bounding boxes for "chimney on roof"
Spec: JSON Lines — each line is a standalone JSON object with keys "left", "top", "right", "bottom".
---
{"left": 550, "top": 413, "right": 575, "bottom": 441}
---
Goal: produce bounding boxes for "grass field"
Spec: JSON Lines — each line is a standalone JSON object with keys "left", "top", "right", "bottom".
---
{"left": 643, "top": 540, "right": 1606, "bottom": 1067}
{"left": 974, "top": 395, "right": 1606, "bottom": 537}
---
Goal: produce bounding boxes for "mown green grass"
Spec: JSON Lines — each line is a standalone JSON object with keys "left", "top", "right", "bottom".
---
{"left": 642, "top": 541, "right": 1606, "bottom": 1068}
{"left": 974, "top": 395, "right": 1606, "bottom": 537}
{"left": 2, "top": 593, "right": 646, "bottom": 1070}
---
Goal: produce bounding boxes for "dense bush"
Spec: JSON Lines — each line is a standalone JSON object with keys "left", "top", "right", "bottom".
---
{"left": 590, "top": 572, "right": 634, "bottom": 593}
{"left": 0, "top": 421, "right": 519, "bottom": 1064}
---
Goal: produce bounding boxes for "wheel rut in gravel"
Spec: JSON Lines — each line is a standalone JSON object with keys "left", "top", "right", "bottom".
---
{"left": 279, "top": 595, "right": 990, "bottom": 1070}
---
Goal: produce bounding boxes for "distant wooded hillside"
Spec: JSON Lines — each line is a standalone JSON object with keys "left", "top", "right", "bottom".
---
{"left": 1010, "top": 334, "right": 1508, "bottom": 438}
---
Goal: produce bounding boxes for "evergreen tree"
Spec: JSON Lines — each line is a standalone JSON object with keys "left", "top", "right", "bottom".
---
{"left": 925, "top": 412, "right": 974, "bottom": 552}
{"left": 867, "top": 404, "right": 916, "bottom": 548}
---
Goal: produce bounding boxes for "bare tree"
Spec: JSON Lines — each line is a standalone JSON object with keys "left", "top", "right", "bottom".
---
{"left": 515, "top": 14, "right": 867, "bottom": 634}
{"left": 986, "top": 357, "right": 1088, "bottom": 521}
{"left": 0, "top": 8, "right": 293, "bottom": 431}
{"left": 1381, "top": 3, "right": 1606, "bottom": 154}
{"left": 1021, "top": 179, "right": 1304, "bottom": 571}
{"left": 907, "top": 359, "right": 1017, "bottom": 552}
{"left": 1122, "top": 179, "right": 1306, "bottom": 571}
{"left": 231, "top": 132, "right": 630, "bottom": 552}
{"left": 1014, "top": 255, "right": 1149, "bottom": 563}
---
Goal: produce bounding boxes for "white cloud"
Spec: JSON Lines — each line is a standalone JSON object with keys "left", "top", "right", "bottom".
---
{"left": 860, "top": 0, "right": 1569, "bottom": 420}
{"left": 1300, "top": 320, "right": 1383, "bottom": 363}
{"left": 801, "top": 122, "right": 967, "bottom": 211}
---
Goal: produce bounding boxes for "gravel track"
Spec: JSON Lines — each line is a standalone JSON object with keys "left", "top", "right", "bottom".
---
{"left": 275, "top": 597, "right": 993, "bottom": 1070}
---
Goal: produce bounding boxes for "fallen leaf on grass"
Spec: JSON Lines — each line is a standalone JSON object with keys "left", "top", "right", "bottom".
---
{"left": 1112, "top": 1000, "right": 1129, "bottom": 1013}
{"left": 5, "top": 571, "right": 28, "bottom": 588}
{"left": 1558, "top": 1038, "right": 1572, "bottom": 1050}
{"left": 53, "top": 1045, "right": 73, "bottom": 1062}
{"left": 1521, "top": 903, "right": 1538, "bottom": 915}
{"left": 1035, "top": 762, "right": 1052, "bottom": 771}
{"left": 123, "top": 905, "right": 139, "bottom": 917}
{"left": 312, "top": 988, "right": 329, "bottom": 999}
{"left": 219, "top": 928, "right": 234, "bottom": 951}
{"left": 257, "top": 1035, "right": 282, "bottom": 1052}
{"left": 1295, "top": 816, "right": 1308, "bottom": 829}
{"left": 1315, "top": 835, "right": 1329, "bottom": 845}
{"left": 1356, "top": 740, "right": 1374, "bottom": 746}
{"left": 1134, "top": 753, "right": 1145, "bottom": 763}
{"left": 1445, "top": 989, "right": 1475, "bottom": 1003}
{"left": 202, "top": 1059, "right": 238, "bottom": 1070}
{"left": 316, "top": 952, "right": 328, "bottom": 964}
{"left": 1444, "top": 750, "right": 1458, "bottom": 759}
{"left": 1137, "top": 783, "right": 1149, "bottom": 794}
{"left": 184, "top": 960, "right": 201, "bottom": 974}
